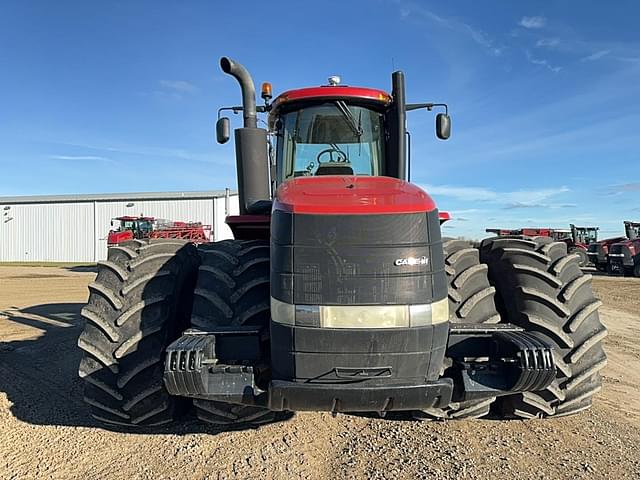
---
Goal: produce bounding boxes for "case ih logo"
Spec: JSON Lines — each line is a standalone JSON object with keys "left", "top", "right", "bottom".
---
{"left": 394, "top": 256, "right": 429, "bottom": 267}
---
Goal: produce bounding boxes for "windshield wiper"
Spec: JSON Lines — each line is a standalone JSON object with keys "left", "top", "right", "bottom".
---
{"left": 335, "top": 101, "right": 363, "bottom": 138}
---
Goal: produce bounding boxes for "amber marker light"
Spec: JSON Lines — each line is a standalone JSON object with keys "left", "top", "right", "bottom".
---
{"left": 261, "top": 82, "right": 272, "bottom": 101}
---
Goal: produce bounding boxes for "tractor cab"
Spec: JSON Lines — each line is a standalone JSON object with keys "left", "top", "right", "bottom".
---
{"left": 216, "top": 62, "right": 450, "bottom": 218}
{"left": 625, "top": 221, "right": 640, "bottom": 240}
{"left": 268, "top": 81, "right": 451, "bottom": 186}
{"left": 107, "top": 216, "right": 154, "bottom": 245}
{"left": 551, "top": 229, "right": 572, "bottom": 242}
{"left": 114, "top": 216, "right": 154, "bottom": 234}
{"left": 268, "top": 84, "right": 391, "bottom": 182}
{"left": 570, "top": 224, "right": 599, "bottom": 245}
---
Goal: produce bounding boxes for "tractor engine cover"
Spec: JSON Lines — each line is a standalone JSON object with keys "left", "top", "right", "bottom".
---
{"left": 268, "top": 176, "right": 449, "bottom": 411}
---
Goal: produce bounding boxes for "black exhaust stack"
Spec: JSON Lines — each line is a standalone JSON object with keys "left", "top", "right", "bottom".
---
{"left": 220, "top": 57, "right": 271, "bottom": 215}
{"left": 390, "top": 71, "right": 407, "bottom": 180}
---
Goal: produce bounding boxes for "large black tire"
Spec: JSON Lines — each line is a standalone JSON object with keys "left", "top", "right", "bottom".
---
{"left": 569, "top": 247, "right": 589, "bottom": 268}
{"left": 190, "top": 240, "right": 279, "bottom": 428}
{"left": 480, "top": 236, "right": 607, "bottom": 418}
{"left": 415, "top": 239, "right": 501, "bottom": 420}
{"left": 78, "top": 239, "right": 200, "bottom": 426}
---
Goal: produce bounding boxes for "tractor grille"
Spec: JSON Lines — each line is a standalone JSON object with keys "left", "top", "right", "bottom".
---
{"left": 271, "top": 209, "right": 446, "bottom": 306}
{"left": 587, "top": 243, "right": 606, "bottom": 263}
{"left": 609, "top": 244, "right": 632, "bottom": 263}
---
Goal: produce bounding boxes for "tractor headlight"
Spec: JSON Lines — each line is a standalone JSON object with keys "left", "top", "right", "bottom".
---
{"left": 271, "top": 297, "right": 448, "bottom": 328}
{"left": 321, "top": 305, "right": 409, "bottom": 328}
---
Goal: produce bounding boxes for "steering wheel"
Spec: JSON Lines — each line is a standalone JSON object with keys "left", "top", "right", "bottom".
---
{"left": 316, "top": 148, "right": 348, "bottom": 164}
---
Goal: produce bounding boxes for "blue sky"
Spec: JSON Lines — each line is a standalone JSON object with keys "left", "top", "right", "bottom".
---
{"left": 0, "top": 1, "right": 638, "bottom": 239}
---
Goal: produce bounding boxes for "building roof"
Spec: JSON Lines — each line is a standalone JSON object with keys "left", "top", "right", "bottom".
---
{"left": 0, "top": 190, "right": 237, "bottom": 205}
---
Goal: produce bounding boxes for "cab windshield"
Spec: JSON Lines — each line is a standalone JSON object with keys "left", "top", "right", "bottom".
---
{"left": 276, "top": 103, "right": 385, "bottom": 181}
{"left": 121, "top": 220, "right": 153, "bottom": 233}
{"left": 575, "top": 229, "right": 597, "bottom": 243}
{"left": 121, "top": 220, "right": 136, "bottom": 231}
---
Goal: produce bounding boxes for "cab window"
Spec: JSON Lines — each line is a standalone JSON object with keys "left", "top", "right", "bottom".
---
{"left": 276, "top": 103, "right": 385, "bottom": 182}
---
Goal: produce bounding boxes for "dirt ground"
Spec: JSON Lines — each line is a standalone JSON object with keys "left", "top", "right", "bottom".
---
{"left": 0, "top": 266, "right": 639, "bottom": 480}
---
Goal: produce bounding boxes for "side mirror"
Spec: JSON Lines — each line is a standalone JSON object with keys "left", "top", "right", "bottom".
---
{"left": 216, "top": 117, "right": 231, "bottom": 144}
{"left": 436, "top": 113, "right": 451, "bottom": 140}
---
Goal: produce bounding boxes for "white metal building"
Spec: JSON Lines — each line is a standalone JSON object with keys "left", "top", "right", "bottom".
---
{"left": 0, "top": 190, "right": 239, "bottom": 263}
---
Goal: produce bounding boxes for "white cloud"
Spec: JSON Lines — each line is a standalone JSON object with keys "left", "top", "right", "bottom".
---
{"left": 503, "top": 202, "right": 547, "bottom": 209}
{"left": 617, "top": 56, "right": 640, "bottom": 64}
{"left": 526, "top": 50, "right": 561, "bottom": 73}
{"left": 450, "top": 208, "right": 485, "bottom": 216}
{"left": 608, "top": 183, "right": 640, "bottom": 193}
{"left": 519, "top": 16, "right": 547, "bottom": 29}
{"left": 581, "top": 50, "right": 610, "bottom": 62}
{"left": 159, "top": 80, "right": 199, "bottom": 94}
{"left": 400, "top": 4, "right": 503, "bottom": 56}
{"left": 424, "top": 185, "right": 497, "bottom": 202}
{"left": 422, "top": 184, "right": 570, "bottom": 208}
{"left": 53, "top": 141, "right": 231, "bottom": 166}
{"left": 48, "top": 155, "right": 110, "bottom": 162}
{"left": 536, "top": 38, "right": 559, "bottom": 48}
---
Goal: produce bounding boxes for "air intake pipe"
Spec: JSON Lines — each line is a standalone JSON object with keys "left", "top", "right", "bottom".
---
{"left": 220, "top": 57, "right": 257, "bottom": 129}
{"left": 391, "top": 71, "right": 407, "bottom": 181}
{"left": 220, "top": 57, "right": 270, "bottom": 215}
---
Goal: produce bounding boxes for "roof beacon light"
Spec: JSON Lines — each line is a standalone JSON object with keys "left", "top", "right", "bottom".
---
{"left": 261, "top": 82, "right": 272, "bottom": 101}
{"left": 328, "top": 75, "right": 341, "bottom": 86}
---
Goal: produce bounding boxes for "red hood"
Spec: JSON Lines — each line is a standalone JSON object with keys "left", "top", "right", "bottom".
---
{"left": 273, "top": 176, "right": 437, "bottom": 215}
{"left": 107, "top": 230, "right": 134, "bottom": 245}
{"left": 613, "top": 238, "right": 639, "bottom": 246}
{"left": 597, "top": 236, "right": 628, "bottom": 246}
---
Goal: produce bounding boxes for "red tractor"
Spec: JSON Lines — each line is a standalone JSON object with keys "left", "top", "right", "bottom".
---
{"left": 587, "top": 221, "right": 639, "bottom": 273}
{"left": 606, "top": 221, "right": 640, "bottom": 276}
{"left": 486, "top": 227, "right": 554, "bottom": 237}
{"left": 77, "top": 57, "right": 606, "bottom": 429}
{"left": 553, "top": 225, "right": 598, "bottom": 267}
{"left": 107, "top": 216, "right": 155, "bottom": 245}
{"left": 486, "top": 225, "right": 598, "bottom": 267}
{"left": 107, "top": 215, "right": 211, "bottom": 246}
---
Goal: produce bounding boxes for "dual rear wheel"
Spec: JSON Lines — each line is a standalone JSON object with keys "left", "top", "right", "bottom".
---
{"left": 420, "top": 236, "right": 606, "bottom": 420}
{"left": 189, "top": 240, "right": 278, "bottom": 427}
{"left": 77, "top": 239, "right": 199, "bottom": 426}
{"left": 481, "top": 236, "right": 607, "bottom": 418}
{"left": 78, "top": 238, "right": 276, "bottom": 429}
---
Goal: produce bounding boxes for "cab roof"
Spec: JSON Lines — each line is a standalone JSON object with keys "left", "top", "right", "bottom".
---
{"left": 116, "top": 216, "right": 154, "bottom": 221}
{"left": 271, "top": 86, "right": 391, "bottom": 111}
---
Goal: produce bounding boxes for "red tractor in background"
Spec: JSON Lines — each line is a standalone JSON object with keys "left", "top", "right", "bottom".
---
{"left": 485, "top": 224, "right": 598, "bottom": 267}
{"left": 605, "top": 221, "right": 640, "bottom": 276}
{"left": 107, "top": 215, "right": 211, "bottom": 246}
{"left": 107, "top": 216, "right": 154, "bottom": 245}
{"left": 560, "top": 224, "right": 598, "bottom": 267}
{"left": 587, "top": 221, "right": 640, "bottom": 273}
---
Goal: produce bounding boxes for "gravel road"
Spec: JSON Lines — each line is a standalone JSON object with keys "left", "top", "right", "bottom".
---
{"left": 1, "top": 266, "right": 639, "bottom": 480}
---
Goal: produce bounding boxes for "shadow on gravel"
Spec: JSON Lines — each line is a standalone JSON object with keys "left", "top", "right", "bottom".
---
{"left": 64, "top": 265, "right": 98, "bottom": 274}
{"left": 0, "top": 302, "right": 292, "bottom": 435}
{"left": 347, "top": 410, "right": 516, "bottom": 422}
